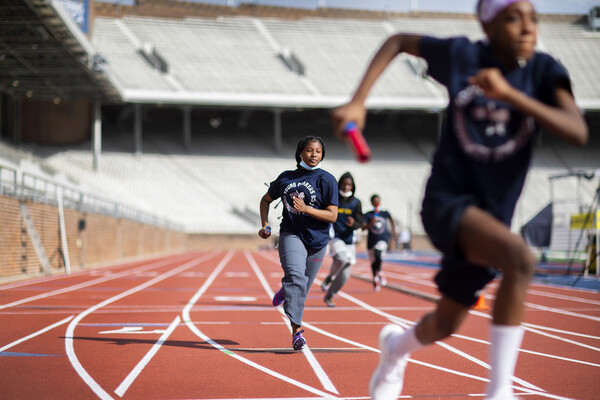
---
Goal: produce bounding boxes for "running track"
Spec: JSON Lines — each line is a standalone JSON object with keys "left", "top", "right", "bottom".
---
{"left": 0, "top": 250, "right": 598, "bottom": 399}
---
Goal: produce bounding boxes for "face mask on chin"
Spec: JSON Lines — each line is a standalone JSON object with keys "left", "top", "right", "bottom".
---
{"left": 299, "top": 159, "right": 321, "bottom": 170}
{"left": 339, "top": 190, "right": 353, "bottom": 198}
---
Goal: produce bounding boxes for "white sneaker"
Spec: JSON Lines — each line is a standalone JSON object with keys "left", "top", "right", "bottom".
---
{"left": 379, "top": 272, "right": 388, "bottom": 286}
{"left": 369, "top": 324, "right": 408, "bottom": 400}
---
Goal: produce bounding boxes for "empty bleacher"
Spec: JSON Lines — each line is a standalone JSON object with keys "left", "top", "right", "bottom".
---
{"left": 91, "top": 13, "right": 600, "bottom": 109}
{"left": 6, "top": 11, "right": 600, "bottom": 237}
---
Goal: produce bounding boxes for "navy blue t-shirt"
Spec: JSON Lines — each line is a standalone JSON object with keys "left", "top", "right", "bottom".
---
{"left": 332, "top": 196, "right": 363, "bottom": 244}
{"left": 364, "top": 209, "right": 392, "bottom": 249}
{"left": 419, "top": 36, "right": 571, "bottom": 226}
{"left": 268, "top": 167, "right": 338, "bottom": 249}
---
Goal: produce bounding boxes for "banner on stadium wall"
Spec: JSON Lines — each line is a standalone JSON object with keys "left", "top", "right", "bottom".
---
{"left": 56, "top": 0, "right": 89, "bottom": 33}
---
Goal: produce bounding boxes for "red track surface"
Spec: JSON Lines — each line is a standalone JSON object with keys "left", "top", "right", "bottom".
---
{"left": 1, "top": 250, "right": 598, "bottom": 400}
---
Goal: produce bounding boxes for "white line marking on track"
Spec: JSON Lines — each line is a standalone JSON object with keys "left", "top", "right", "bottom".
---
{"left": 214, "top": 296, "right": 257, "bottom": 302}
{"left": 244, "top": 250, "right": 339, "bottom": 395}
{"left": 522, "top": 322, "right": 600, "bottom": 340}
{"left": 114, "top": 315, "right": 180, "bottom": 397}
{"left": 65, "top": 253, "right": 216, "bottom": 400}
{"left": 523, "top": 325, "right": 600, "bottom": 352}
{"left": 524, "top": 301, "right": 600, "bottom": 322}
{"left": 0, "top": 256, "right": 191, "bottom": 311}
{"left": 330, "top": 282, "right": 546, "bottom": 393}
{"left": 182, "top": 251, "right": 339, "bottom": 399}
{"left": 527, "top": 289, "right": 600, "bottom": 305}
{"left": 0, "top": 315, "right": 74, "bottom": 352}
{"left": 225, "top": 272, "right": 250, "bottom": 277}
{"left": 252, "top": 252, "right": 587, "bottom": 398}
{"left": 99, "top": 327, "right": 167, "bottom": 334}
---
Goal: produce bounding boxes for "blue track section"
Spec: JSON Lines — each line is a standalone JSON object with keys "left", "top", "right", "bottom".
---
{"left": 0, "top": 352, "right": 61, "bottom": 357}
{"left": 359, "top": 251, "right": 600, "bottom": 292}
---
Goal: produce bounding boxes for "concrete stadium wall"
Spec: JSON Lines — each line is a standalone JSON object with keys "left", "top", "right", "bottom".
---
{"left": 0, "top": 194, "right": 188, "bottom": 281}
{"left": 0, "top": 193, "right": 436, "bottom": 282}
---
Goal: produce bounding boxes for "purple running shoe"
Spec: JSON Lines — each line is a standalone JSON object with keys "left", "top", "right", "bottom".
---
{"left": 292, "top": 329, "right": 306, "bottom": 350}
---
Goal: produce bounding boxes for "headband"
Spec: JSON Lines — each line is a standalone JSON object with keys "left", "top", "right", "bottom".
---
{"left": 477, "top": 0, "right": 533, "bottom": 23}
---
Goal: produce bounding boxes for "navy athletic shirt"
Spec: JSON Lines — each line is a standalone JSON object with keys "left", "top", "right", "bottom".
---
{"left": 419, "top": 36, "right": 571, "bottom": 226}
{"left": 332, "top": 196, "right": 363, "bottom": 245}
{"left": 364, "top": 209, "right": 393, "bottom": 249}
{"left": 268, "top": 168, "right": 338, "bottom": 249}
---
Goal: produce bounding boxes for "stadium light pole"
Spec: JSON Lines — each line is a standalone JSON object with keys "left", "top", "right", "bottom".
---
{"left": 134, "top": 103, "right": 142, "bottom": 155}
{"left": 183, "top": 105, "right": 192, "bottom": 151}
{"left": 273, "top": 108, "right": 282, "bottom": 153}
{"left": 92, "top": 102, "right": 102, "bottom": 171}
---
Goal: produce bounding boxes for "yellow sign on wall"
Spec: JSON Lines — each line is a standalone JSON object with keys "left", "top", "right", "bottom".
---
{"left": 570, "top": 211, "right": 600, "bottom": 229}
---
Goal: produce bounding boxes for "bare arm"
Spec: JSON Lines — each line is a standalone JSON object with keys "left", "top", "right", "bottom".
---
{"left": 258, "top": 192, "right": 273, "bottom": 239}
{"left": 293, "top": 197, "right": 338, "bottom": 224}
{"left": 331, "top": 34, "right": 423, "bottom": 137}
{"left": 469, "top": 70, "right": 588, "bottom": 146}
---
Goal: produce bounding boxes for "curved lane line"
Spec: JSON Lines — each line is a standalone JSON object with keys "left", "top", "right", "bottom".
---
{"left": 244, "top": 250, "right": 339, "bottom": 394}
{"left": 182, "top": 251, "right": 338, "bottom": 400}
{"left": 65, "top": 253, "right": 217, "bottom": 400}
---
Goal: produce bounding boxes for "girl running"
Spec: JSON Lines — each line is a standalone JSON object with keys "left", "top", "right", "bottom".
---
{"left": 258, "top": 136, "right": 338, "bottom": 350}
{"left": 331, "top": 0, "right": 588, "bottom": 398}
{"left": 321, "top": 172, "right": 363, "bottom": 307}
{"left": 363, "top": 194, "right": 397, "bottom": 291}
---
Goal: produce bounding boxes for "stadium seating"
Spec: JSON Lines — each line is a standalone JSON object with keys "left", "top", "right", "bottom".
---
{"left": 5, "top": 12, "right": 597, "bottom": 236}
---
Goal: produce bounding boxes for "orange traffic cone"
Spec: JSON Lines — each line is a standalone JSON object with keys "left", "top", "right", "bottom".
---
{"left": 473, "top": 291, "right": 490, "bottom": 310}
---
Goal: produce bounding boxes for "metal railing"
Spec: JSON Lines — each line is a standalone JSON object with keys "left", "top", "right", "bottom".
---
{"left": 0, "top": 161, "right": 182, "bottom": 231}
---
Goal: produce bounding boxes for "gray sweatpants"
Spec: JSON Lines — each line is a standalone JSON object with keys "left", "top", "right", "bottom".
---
{"left": 325, "top": 259, "right": 352, "bottom": 298}
{"left": 278, "top": 232, "right": 327, "bottom": 327}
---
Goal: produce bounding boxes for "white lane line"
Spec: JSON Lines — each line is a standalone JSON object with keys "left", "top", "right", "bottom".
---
{"left": 522, "top": 322, "right": 600, "bottom": 340}
{"left": 0, "top": 255, "right": 192, "bottom": 311}
{"left": 65, "top": 253, "right": 216, "bottom": 400}
{"left": 527, "top": 289, "right": 600, "bottom": 305}
{"left": 332, "top": 285, "right": 545, "bottom": 393}
{"left": 261, "top": 252, "right": 580, "bottom": 396}
{"left": 472, "top": 308, "right": 600, "bottom": 352}
{"left": 519, "top": 347, "right": 600, "bottom": 367}
{"left": 301, "top": 322, "right": 495, "bottom": 385}
{"left": 524, "top": 325, "right": 600, "bottom": 352}
{"left": 453, "top": 332, "right": 599, "bottom": 366}
{"left": 515, "top": 388, "right": 576, "bottom": 400}
{"left": 99, "top": 327, "right": 167, "bottom": 334}
{"left": 182, "top": 251, "right": 338, "bottom": 400}
{"left": 244, "top": 250, "right": 339, "bottom": 395}
{"left": 258, "top": 256, "right": 518, "bottom": 387}
{"left": 0, "top": 315, "right": 74, "bottom": 352}
{"left": 523, "top": 301, "right": 600, "bottom": 322}
{"left": 0, "top": 257, "right": 161, "bottom": 291}
{"left": 214, "top": 296, "right": 257, "bottom": 302}
{"left": 114, "top": 315, "right": 180, "bottom": 397}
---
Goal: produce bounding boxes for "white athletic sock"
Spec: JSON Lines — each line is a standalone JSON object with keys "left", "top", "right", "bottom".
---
{"left": 390, "top": 325, "right": 424, "bottom": 359}
{"left": 485, "top": 324, "right": 525, "bottom": 399}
